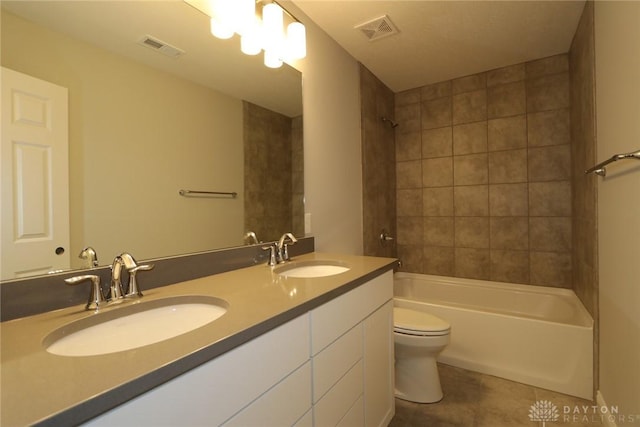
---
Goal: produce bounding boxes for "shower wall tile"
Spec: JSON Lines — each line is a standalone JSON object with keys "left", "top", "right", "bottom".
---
{"left": 452, "top": 73, "right": 486, "bottom": 94}
{"left": 452, "top": 89, "right": 487, "bottom": 124}
{"left": 526, "top": 73, "right": 570, "bottom": 112}
{"left": 424, "top": 217, "right": 454, "bottom": 246}
{"left": 530, "top": 251, "right": 572, "bottom": 288}
{"left": 396, "top": 131, "right": 422, "bottom": 161}
{"left": 421, "top": 81, "right": 452, "bottom": 101}
{"left": 527, "top": 109, "right": 570, "bottom": 147}
{"left": 396, "top": 102, "right": 421, "bottom": 133}
{"left": 528, "top": 145, "right": 571, "bottom": 181}
{"left": 525, "top": 54, "right": 569, "bottom": 79}
{"left": 490, "top": 217, "right": 529, "bottom": 250}
{"left": 396, "top": 88, "right": 421, "bottom": 106}
{"left": 395, "top": 53, "right": 574, "bottom": 287}
{"left": 488, "top": 115, "right": 527, "bottom": 151}
{"left": 487, "top": 63, "right": 525, "bottom": 87}
{"left": 453, "top": 122, "right": 488, "bottom": 155}
{"left": 489, "top": 183, "right": 529, "bottom": 216}
{"left": 454, "top": 185, "right": 488, "bottom": 216}
{"left": 455, "top": 217, "right": 489, "bottom": 248}
{"left": 423, "top": 157, "right": 453, "bottom": 187}
{"left": 422, "top": 97, "right": 452, "bottom": 129}
{"left": 397, "top": 188, "right": 423, "bottom": 215}
{"left": 529, "top": 181, "right": 572, "bottom": 216}
{"left": 422, "top": 127, "right": 453, "bottom": 158}
{"left": 423, "top": 246, "right": 455, "bottom": 276}
{"left": 453, "top": 153, "right": 488, "bottom": 185}
{"left": 397, "top": 244, "right": 423, "bottom": 272}
{"left": 530, "top": 217, "right": 572, "bottom": 252}
{"left": 490, "top": 250, "right": 529, "bottom": 284}
{"left": 488, "top": 149, "right": 528, "bottom": 183}
{"left": 397, "top": 160, "right": 422, "bottom": 189}
{"left": 487, "top": 81, "right": 526, "bottom": 118}
{"left": 423, "top": 187, "right": 454, "bottom": 216}
{"left": 455, "top": 248, "right": 490, "bottom": 280}
{"left": 397, "top": 217, "right": 424, "bottom": 245}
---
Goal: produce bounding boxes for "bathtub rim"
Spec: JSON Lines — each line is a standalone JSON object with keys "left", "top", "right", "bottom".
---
{"left": 394, "top": 272, "right": 593, "bottom": 328}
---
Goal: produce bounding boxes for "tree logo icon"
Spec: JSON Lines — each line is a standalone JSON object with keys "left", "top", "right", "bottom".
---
{"left": 529, "top": 400, "right": 559, "bottom": 426}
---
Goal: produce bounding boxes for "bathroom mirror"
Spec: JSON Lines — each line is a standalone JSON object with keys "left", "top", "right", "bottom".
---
{"left": 0, "top": 1, "right": 303, "bottom": 280}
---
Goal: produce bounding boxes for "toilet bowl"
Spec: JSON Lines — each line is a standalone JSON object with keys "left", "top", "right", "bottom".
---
{"left": 394, "top": 306, "right": 450, "bottom": 403}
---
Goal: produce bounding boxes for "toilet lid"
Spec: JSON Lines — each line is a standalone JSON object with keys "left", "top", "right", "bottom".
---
{"left": 394, "top": 307, "right": 450, "bottom": 335}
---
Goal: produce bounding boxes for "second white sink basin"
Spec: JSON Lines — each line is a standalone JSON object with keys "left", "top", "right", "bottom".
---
{"left": 274, "top": 260, "right": 350, "bottom": 278}
{"left": 44, "top": 296, "right": 228, "bottom": 357}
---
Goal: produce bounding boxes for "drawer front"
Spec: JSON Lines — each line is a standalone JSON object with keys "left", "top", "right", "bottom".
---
{"left": 337, "top": 396, "right": 364, "bottom": 427}
{"left": 311, "top": 271, "right": 393, "bottom": 355}
{"left": 85, "top": 314, "right": 310, "bottom": 427}
{"left": 312, "top": 323, "right": 362, "bottom": 403}
{"left": 224, "top": 362, "right": 311, "bottom": 427}
{"left": 313, "top": 359, "right": 364, "bottom": 427}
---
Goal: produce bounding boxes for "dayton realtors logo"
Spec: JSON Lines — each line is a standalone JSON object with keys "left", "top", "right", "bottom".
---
{"left": 529, "top": 400, "right": 640, "bottom": 424}
{"left": 529, "top": 400, "right": 560, "bottom": 426}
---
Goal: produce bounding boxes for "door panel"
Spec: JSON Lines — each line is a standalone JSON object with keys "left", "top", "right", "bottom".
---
{"left": 1, "top": 67, "right": 69, "bottom": 279}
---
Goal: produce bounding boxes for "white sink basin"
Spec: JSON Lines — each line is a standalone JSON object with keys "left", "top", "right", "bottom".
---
{"left": 44, "top": 296, "right": 228, "bottom": 357}
{"left": 274, "top": 260, "right": 350, "bottom": 278}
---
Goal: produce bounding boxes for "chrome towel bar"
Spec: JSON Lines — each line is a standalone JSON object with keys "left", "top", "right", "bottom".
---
{"left": 585, "top": 149, "right": 640, "bottom": 177}
{"left": 179, "top": 189, "right": 238, "bottom": 198}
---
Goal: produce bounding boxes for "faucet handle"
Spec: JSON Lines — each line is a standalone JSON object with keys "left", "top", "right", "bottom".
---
{"left": 262, "top": 244, "right": 277, "bottom": 267}
{"left": 124, "top": 263, "right": 154, "bottom": 298}
{"left": 65, "top": 274, "right": 105, "bottom": 311}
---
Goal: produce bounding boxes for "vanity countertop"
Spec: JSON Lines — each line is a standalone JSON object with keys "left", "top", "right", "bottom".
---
{"left": 1, "top": 252, "right": 397, "bottom": 426}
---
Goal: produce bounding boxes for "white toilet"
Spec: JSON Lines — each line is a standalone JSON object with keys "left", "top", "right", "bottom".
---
{"left": 393, "top": 306, "right": 451, "bottom": 403}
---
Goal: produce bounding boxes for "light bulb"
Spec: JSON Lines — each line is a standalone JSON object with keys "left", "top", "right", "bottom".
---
{"left": 210, "top": 17, "right": 234, "bottom": 39}
{"left": 286, "top": 22, "right": 306, "bottom": 60}
{"left": 263, "top": 3, "right": 284, "bottom": 58}
{"left": 264, "top": 49, "right": 283, "bottom": 68}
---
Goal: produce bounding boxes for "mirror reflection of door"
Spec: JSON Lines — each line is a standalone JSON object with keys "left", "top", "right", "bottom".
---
{"left": 1, "top": 67, "right": 70, "bottom": 280}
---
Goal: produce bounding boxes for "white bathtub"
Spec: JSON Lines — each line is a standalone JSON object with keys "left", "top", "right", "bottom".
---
{"left": 394, "top": 272, "right": 593, "bottom": 400}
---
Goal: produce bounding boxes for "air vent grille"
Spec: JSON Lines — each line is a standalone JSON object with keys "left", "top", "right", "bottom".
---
{"left": 354, "top": 15, "right": 399, "bottom": 41}
{"left": 137, "top": 35, "right": 185, "bottom": 58}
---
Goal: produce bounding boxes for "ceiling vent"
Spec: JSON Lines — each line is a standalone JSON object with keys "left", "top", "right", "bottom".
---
{"left": 354, "top": 15, "right": 399, "bottom": 42}
{"left": 137, "top": 35, "right": 185, "bottom": 58}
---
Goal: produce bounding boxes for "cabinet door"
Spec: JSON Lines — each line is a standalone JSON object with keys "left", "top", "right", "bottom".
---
{"left": 311, "top": 271, "right": 393, "bottom": 355}
{"left": 84, "top": 314, "right": 310, "bottom": 426}
{"left": 224, "top": 362, "right": 311, "bottom": 427}
{"left": 363, "top": 301, "right": 395, "bottom": 427}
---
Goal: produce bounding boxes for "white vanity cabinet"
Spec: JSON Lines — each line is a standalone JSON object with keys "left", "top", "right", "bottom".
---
{"left": 310, "top": 270, "right": 394, "bottom": 427}
{"left": 84, "top": 314, "right": 312, "bottom": 427}
{"left": 83, "top": 270, "right": 394, "bottom": 427}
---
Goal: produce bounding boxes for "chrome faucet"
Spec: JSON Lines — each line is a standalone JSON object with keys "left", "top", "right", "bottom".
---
{"left": 277, "top": 233, "right": 297, "bottom": 264}
{"left": 78, "top": 246, "right": 99, "bottom": 269}
{"left": 65, "top": 252, "right": 153, "bottom": 311}
{"left": 113, "top": 252, "right": 154, "bottom": 299}
{"left": 244, "top": 231, "right": 259, "bottom": 245}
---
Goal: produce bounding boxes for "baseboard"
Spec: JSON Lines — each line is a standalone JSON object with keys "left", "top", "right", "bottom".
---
{"left": 597, "top": 391, "right": 618, "bottom": 427}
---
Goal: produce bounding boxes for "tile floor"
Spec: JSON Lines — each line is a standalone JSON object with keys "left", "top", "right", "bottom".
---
{"left": 389, "top": 364, "right": 603, "bottom": 427}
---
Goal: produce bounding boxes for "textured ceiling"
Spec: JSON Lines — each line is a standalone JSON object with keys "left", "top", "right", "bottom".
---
{"left": 291, "top": 1, "right": 586, "bottom": 92}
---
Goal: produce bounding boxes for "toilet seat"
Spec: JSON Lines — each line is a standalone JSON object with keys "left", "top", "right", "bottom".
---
{"left": 394, "top": 307, "right": 450, "bottom": 336}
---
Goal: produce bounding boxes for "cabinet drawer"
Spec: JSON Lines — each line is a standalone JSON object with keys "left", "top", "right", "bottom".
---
{"left": 224, "top": 362, "right": 311, "bottom": 427}
{"left": 84, "top": 314, "right": 310, "bottom": 427}
{"left": 313, "top": 323, "right": 362, "bottom": 403}
{"left": 313, "top": 359, "right": 363, "bottom": 427}
{"left": 337, "top": 396, "right": 364, "bottom": 427}
{"left": 311, "top": 271, "right": 393, "bottom": 354}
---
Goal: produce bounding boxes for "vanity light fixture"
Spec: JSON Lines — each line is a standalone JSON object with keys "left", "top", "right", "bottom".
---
{"left": 185, "top": 0, "right": 306, "bottom": 68}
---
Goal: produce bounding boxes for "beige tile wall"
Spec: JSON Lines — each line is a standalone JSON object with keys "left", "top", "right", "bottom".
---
{"left": 244, "top": 102, "right": 303, "bottom": 243}
{"left": 395, "top": 55, "right": 573, "bottom": 287}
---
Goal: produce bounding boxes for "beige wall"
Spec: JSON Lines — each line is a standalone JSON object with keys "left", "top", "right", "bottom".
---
{"left": 594, "top": 1, "right": 640, "bottom": 415}
{"left": 2, "top": 11, "right": 244, "bottom": 266}
{"left": 287, "top": 4, "right": 364, "bottom": 255}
